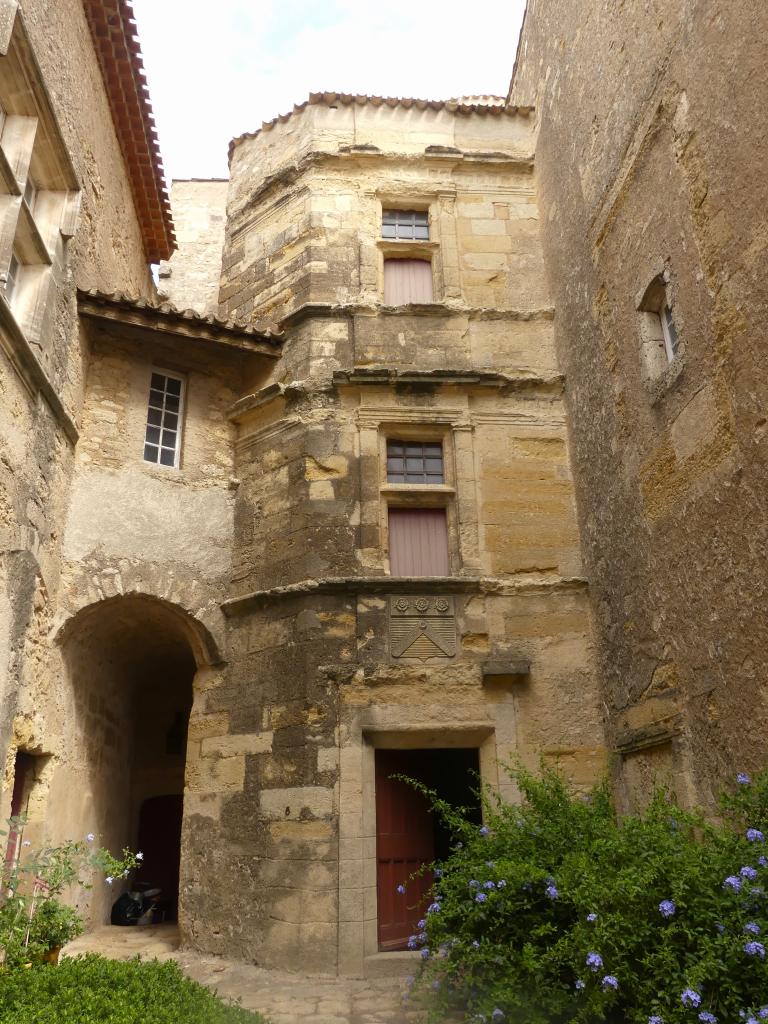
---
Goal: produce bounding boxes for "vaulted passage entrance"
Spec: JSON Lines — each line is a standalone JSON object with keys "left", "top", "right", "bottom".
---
{"left": 375, "top": 748, "right": 481, "bottom": 950}
{"left": 60, "top": 596, "right": 204, "bottom": 925}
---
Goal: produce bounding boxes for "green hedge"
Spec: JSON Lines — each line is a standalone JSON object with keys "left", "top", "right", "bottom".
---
{"left": 406, "top": 766, "right": 768, "bottom": 1024}
{"left": 0, "top": 955, "right": 266, "bottom": 1024}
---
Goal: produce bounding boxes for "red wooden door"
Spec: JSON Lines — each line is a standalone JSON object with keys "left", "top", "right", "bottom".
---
{"left": 375, "top": 750, "right": 435, "bottom": 950}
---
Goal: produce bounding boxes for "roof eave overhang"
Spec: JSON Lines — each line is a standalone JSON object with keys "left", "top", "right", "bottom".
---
{"left": 82, "top": 0, "right": 176, "bottom": 263}
{"left": 77, "top": 290, "right": 281, "bottom": 359}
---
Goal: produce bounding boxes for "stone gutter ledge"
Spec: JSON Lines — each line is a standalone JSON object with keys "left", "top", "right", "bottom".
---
{"left": 277, "top": 300, "right": 555, "bottom": 329}
{"left": 222, "top": 574, "right": 588, "bottom": 616}
{"left": 227, "top": 366, "right": 565, "bottom": 421}
{"left": 333, "top": 367, "right": 564, "bottom": 392}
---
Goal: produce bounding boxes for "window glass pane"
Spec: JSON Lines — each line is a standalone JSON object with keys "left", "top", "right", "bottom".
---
{"left": 386, "top": 440, "right": 443, "bottom": 484}
{"left": 663, "top": 306, "right": 679, "bottom": 357}
{"left": 382, "top": 209, "right": 429, "bottom": 241}
{"left": 144, "top": 372, "right": 183, "bottom": 466}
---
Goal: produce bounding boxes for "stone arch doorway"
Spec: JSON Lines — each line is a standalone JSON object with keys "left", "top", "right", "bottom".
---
{"left": 57, "top": 594, "right": 216, "bottom": 927}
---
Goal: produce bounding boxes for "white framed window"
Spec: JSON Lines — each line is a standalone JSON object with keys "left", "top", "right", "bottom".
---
{"left": 660, "top": 303, "right": 679, "bottom": 362}
{"left": 4, "top": 250, "right": 20, "bottom": 303}
{"left": 143, "top": 370, "right": 184, "bottom": 468}
{"left": 382, "top": 209, "right": 429, "bottom": 241}
{"left": 23, "top": 175, "right": 36, "bottom": 215}
{"left": 637, "top": 273, "right": 682, "bottom": 382}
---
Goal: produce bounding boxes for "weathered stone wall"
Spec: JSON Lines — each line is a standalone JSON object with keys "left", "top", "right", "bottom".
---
{"left": 511, "top": 0, "right": 768, "bottom": 807}
{"left": 158, "top": 179, "right": 228, "bottom": 315}
{"left": 60, "top": 324, "right": 246, "bottom": 601}
{"left": 168, "top": 99, "right": 605, "bottom": 973}
{"left": 221, "top": 103, "right": 544, "bottom": 325}
{"left": 0, "top": 0, "right": 155, "bottom": 838}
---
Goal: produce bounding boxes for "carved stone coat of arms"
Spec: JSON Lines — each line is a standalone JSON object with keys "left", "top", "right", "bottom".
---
{"left": 389, "top": 596, "right": 457, "bottom": 661}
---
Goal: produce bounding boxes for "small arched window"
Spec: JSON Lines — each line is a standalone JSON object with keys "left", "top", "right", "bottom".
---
{"left": 637, "top": 274, "right": 680, "bottom": 379}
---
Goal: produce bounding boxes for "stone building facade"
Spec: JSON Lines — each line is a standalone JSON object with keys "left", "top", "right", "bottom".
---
{"left": 0, "top": 0, "right": 609, "bottom": 980}
{"left": 510, "top": 0, "right": 768, "bottom": 811}
{"left": 0, "top": 0, "right": 172, "bottom": 901}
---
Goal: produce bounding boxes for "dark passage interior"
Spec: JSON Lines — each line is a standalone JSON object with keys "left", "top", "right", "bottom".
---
{"left": 375, "top": 747, "right": 481, "bottom": 950}
{"left": 63, "top": 596, "right": 195, "bottom": 924}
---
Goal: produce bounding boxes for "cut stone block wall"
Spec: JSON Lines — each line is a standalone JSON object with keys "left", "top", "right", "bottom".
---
{"left": 511, "top": 0, "right": 768, "bottom": 806}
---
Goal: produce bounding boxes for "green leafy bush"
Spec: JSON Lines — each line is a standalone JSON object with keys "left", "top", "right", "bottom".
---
{"left": 406, "top": 766, "right": 768, "bottom": 1024}
{"left": 0, "top": 955, "right": 266, "bottom": 1023}
{"left": 0, "top": 826, "right": 139, "bottom": 965}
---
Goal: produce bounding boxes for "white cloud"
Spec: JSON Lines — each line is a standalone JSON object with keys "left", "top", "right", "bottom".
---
{"left": 130, "top": 0, "right": 526, "bottom": 181}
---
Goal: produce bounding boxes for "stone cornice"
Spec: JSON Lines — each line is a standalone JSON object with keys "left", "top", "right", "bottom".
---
{"left": 227, "top": 367, "right": 565, "bottom": 423}
{"left": 229, "top": 91, "right": 534, "bottom": 161}
{"left": 333, "top": 367, "right": 564, "bottom": 393}
{"left": 222, "top": 574, "right": 588, "bottom": 616}
{"left": 277, "top": 300, "right": 554, "bottom": 331}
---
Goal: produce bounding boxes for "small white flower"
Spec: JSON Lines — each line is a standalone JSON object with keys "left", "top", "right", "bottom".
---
{"left": 22, "top": 840, "right": 31, "bottom": 847}
{"left": 122, "top": 870, "right": 129, "bottom": 878}
{"left": 105, "top": 876, "right": 114, "bottom": 885}
{"left": 86, "top": 833, "right": 95, "bottom": 843}
{"left": 136, "top": 852, "right": 144, "bottom": 861}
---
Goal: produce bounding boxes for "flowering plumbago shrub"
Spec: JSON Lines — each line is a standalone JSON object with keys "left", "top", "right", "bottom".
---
{"left": 404, "top": 766, "right": 768, "bottom": 1024}
{"left": 0, "top": 821, "right": 140, "bottom": 965}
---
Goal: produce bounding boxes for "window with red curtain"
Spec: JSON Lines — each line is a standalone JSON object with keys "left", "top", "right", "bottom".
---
{"left": 388, "top": 507, "right": 449, "bottom": 576}
{"left": 384, "top": 259, "right": 433, "bottom": 304}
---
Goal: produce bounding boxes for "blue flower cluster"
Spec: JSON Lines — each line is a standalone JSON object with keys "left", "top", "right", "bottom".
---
{"left": 681, "top": 989, "right": 702, "bottom": 1009}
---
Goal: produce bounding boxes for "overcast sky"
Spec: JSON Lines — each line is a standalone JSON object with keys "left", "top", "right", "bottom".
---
{"left": 130, "top": 0, "right": 526, "bottom": 182}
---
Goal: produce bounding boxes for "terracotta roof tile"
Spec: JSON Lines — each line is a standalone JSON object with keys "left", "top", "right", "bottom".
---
{"left": 77, "top": 288, "right": 281, "bottom": 345}
{"left": 229, "top": 92, "right": 533, "bottom": 162}
{"left": 82, "top": 0, "right": 176, "bottom": 263}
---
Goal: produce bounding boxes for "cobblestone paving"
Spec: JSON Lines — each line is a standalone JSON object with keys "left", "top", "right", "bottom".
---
{"left": 64, "top": 926, "right": 425, "bottom": 1024}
